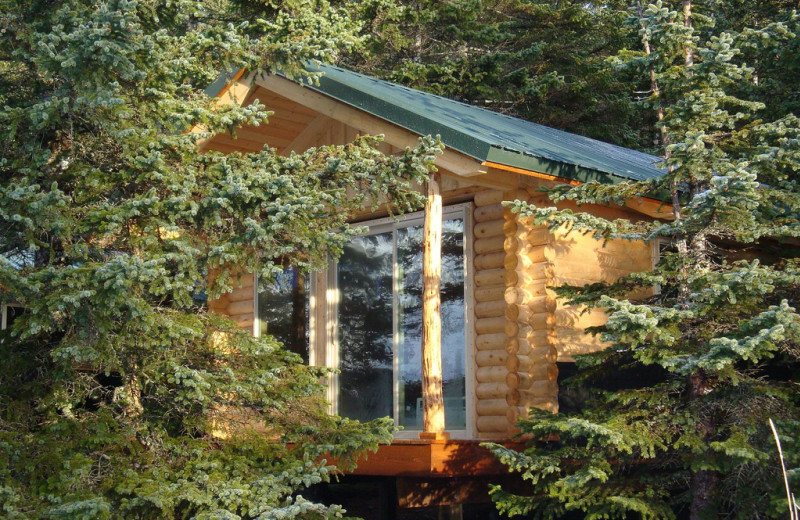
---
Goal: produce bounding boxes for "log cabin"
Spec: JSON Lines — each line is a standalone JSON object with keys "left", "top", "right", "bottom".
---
{"left": 202, "top": 64, "right": 669, "bottom": 518}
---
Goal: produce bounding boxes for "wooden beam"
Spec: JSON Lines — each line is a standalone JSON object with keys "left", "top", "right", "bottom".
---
{"left": 254, "top": 75, "right": 487, "bottom": 177}
{"left": 421, "top": 171, "right": 446, "bottom": 437}
{"left": 342, "top": 439, "right": 522, "bottom": 477}
{"left": 279, "top": 114, "right": 333, "bottom": 155}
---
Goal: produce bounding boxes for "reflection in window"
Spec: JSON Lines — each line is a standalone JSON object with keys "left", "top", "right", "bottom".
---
{"left": 337, "top": 233, "right": 394, "bottom": 423}
{"left": 258, "top": 268, "right": 309, "bottom": 363}
{"left": 397, "top": 220, "right": 466, "bottom": 430}
{"left": 337, "top": 217, "right": 466, "bottom": 431}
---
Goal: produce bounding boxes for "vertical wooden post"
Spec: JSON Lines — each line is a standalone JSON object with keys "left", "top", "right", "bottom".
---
{"left": 421, "top": 171, "right": 446, "bottom": 437}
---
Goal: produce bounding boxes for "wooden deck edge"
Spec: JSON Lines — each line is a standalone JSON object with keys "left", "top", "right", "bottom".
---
{"left": 344, "top": 439, "right": 525, "bottom": 477}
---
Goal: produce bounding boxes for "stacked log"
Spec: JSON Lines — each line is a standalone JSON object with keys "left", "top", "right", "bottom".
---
{"left": 473, "top": 188, "right": 558, "bottom": 437}
{"left": 503, "top": 194, "right": 559, "bottom": 432}
{"left": 207, "top": 271, "right": 256, "bottom": 330}
{"left": 473, "top": 189, "right": 517, "bottom": 437}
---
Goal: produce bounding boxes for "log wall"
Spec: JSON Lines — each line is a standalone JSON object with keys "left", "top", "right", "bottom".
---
{"left": 503, "top": 194, "right": 559, "bottom": 434}
{"left": 472, "top": 185, "right": 653, "bottom": 438}
{"left": 532, "top": 185, "right": 654, "bottom": 362}
{"left": 208, "top": 271, "right": 256, "bottom": 331}
{"left": 472, "top": 189, "right": 514, "bottom": 437}
{"left": 472, "top": 188, "right": 559, "bottom": 438}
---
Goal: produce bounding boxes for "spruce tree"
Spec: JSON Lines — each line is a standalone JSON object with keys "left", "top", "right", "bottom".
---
{"left": 0, "top": 0, "right": 439, "bottom": 517}
{"left": 486, "top": 1, "right": 800, "bottom": 518}
{"left": 341, "top": 0, "right": 651, "bottom": 150}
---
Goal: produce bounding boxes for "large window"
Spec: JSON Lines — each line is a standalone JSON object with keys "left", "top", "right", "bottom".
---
{"left": 335, "top": 211, "right": 468, "bottom": 432}
{"left": 257, "top": 205, "right": 472, "bottom": 437}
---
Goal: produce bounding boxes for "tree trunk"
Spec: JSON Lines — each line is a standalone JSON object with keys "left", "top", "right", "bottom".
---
{"left": 637, "top": 1, "right": 669, "bottom": 152}
{"left": 681, "top": 5, "right": 717, "bottom": 511}
{"left": 689, "top": 371, "right": 718, "bottom": 520}
{"left": 123, "top": 374, "right": 143, "bottom": 418}
{"left": 636, "top": 1, "right": 689, "bottom": 283}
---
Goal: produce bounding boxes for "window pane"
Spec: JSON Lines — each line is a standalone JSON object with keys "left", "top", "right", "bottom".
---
{"left": 397, "top": 225, "right": 422, "bottom": 429}
{"left": 258, "top": 268, "right": 309, "bottom": 363}
{"left": 397, "top": 218, "right": 466, "bottom": 430}
{"left": 337, "top": 232, "right": 394, "bottom": 422}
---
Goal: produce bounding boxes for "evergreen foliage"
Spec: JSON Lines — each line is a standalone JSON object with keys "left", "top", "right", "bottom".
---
{"left": 341, "top": 0, "right": 653, "bottom": 150}
{"left": 0, "top": 0, "right": 440, "bottom": 517}
{"left": 344, "top": 1, "right": 800, "bottom": 157}
{"left": 485, "top": 1, "right": 800, "bottom": 518}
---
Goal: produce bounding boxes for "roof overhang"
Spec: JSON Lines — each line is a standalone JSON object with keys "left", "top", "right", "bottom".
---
{"left": 253, "top": 74, "right": 488, "bottom": 177}
{"left": 204, "top": 67, "right": 673, "bottom": 219}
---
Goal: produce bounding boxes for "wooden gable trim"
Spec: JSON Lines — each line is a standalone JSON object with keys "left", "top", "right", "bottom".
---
{"left": 483, "top": 161, "right": 582, "bottom": 186}
{"left": 484, "top": 161, "right": 673, "bottom": 220}
{"left": 214, "top": 69, "right": 248, "bottom": 99}
{"left": 196, "top": 71, "right": 259, "bottom": 151}
{"left": 253, "top": 75, "right": 488, "bottom": 178}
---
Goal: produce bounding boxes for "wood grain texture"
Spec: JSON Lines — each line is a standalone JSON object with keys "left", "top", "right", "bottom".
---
{"left": 474, "top": 236, "right": 506, "bottom": 254}
{"left": 474, "top": 203, "right": 506, "bottom": 222}
{"left": 474, "top": 285, "right": 506, "bottom": 303}
{"left": 422, "top": 171, "right": 445, "bottom": 434}
{"left": 476, "top": 415, "right": 509, "bottom": 433}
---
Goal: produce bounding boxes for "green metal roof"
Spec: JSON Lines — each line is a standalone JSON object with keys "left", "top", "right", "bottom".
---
{"left": 205, "top": 72, "right": 235, "bottom": 98}
{"left": 302, "top": 64, "right": 665, "bottom": 185}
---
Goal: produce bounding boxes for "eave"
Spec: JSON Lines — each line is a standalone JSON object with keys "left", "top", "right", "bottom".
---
{"left": 203, "top": 67, "right": 673, "bottom": 220}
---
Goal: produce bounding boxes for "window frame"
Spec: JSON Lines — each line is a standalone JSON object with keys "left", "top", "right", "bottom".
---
{"left": 1, "top": 303, "right": 24, "bottom": 331}
{"left": 257, "top": 203, "right": 474, "bottom": 439}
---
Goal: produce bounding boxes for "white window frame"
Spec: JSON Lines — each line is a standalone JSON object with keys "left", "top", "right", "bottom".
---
{"left": 329, "top": 204, "right": 473, "bottom": 439}
{"left": 1, "top": 303, "right": 23, "bottom": 330}
{"left": 256, "top": 204, "right": 475, "bottom": 439}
